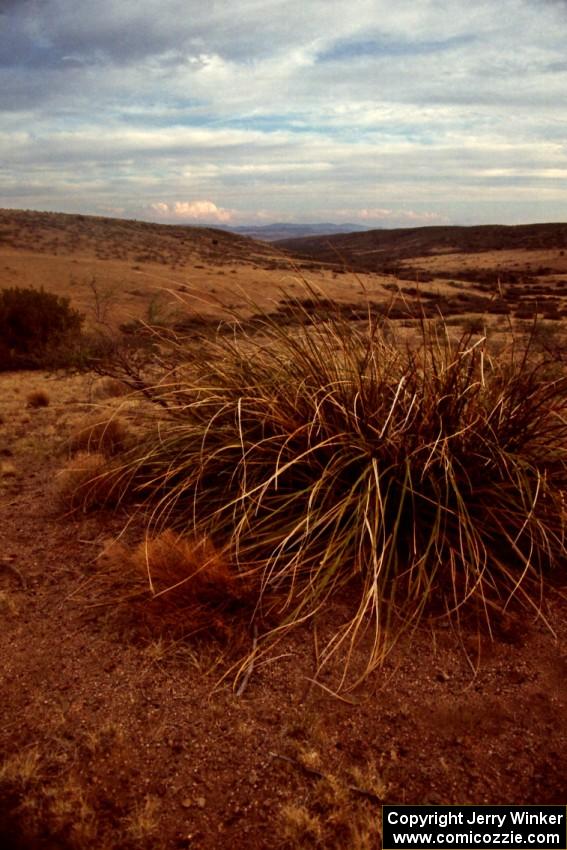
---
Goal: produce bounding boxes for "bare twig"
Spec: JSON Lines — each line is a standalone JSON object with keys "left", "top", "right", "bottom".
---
{"left": 236, "top": 624, "right": 259, "bottom": 696}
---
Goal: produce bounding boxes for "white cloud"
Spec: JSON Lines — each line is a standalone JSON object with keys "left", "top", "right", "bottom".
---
{"left": 150, "top": 200, "right": 234, "bottom": 222}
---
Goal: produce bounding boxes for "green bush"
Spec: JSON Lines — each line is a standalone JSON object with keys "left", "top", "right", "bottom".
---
{"left": 0, "top": 286, "right": 83, "bottom": 370}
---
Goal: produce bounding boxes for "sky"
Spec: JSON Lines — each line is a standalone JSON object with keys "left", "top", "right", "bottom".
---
{"left": 1, "top": 0, "right": 566, "bottom": 228}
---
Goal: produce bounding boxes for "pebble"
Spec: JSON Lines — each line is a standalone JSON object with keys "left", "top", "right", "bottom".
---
{"left": 181, "top": 796, "right": 206, "bottom": 809}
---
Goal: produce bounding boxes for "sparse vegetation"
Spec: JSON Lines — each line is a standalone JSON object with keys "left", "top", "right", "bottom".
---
{"left": 91, "top": 376, "right": 131, "bottom": 400}
{"left": 276, "top": 747, "right": 386, "bottom": 849}
{"left": 55, "top": 450, "right": 125, "bottom": 512}
{"left": 1, "top": 459, "right": 18, "bottom": 479}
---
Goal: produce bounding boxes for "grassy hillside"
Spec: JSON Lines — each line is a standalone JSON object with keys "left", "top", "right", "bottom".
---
{"left": 277, "top": 222, "right": 567, "bottom": 274}
{"left": 0, "top": 209, "right": 283, "bottom": 267}
{"left": 4, "top": 210, "right": 567, "bottom": 339}
{"left": 0, "top": 209, "right": 318, "bottom": 330}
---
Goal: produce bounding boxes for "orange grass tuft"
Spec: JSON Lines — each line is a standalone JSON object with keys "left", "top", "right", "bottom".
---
{"left": 98, "top": 530, "right": 254, "bottom": 640}
{"left": 127, "top": 529, "right": 243, "bottom": 604}
{"left": 91, "top": 376, "right": 131, "bottom": 400}
{"left": 55, "top": 451, "right": 126, "bottom": 512}
{"left": 67, "top": 415, "right": 131, "bottom": 457}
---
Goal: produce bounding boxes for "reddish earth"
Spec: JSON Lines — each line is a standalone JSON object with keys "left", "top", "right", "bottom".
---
{"left": 0, "top": 372, "right": 565, "bottom": 850}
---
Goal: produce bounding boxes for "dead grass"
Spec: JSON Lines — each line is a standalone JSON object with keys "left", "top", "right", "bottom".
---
{"left": 100, "top": 530, "right": 253, "bottom": 639}
{"left": 0, "top": 589, "right": 20, "bottom": 614}
{"left": 275, "top": 741, "right": 387, "bottom": 849}
{"left": 0, "top": 459, "right": 17, "bottom": 479}
{"left": 67, "top": 414, "right": 131, "bottom": 457}
{"left": 55, "top": 451, "right": 126, "bottom": 512}
{"left": 91, "top": 376, "right": 131, "bottom": 400}
{"left": 125, "top": 530, "right": 239, "bottom": 601}
{"left": 0, "top": 747, "right": 42, "bottom": 788}
{"left": 45, "top": 773, "right": 98, "bottom": 844}
{"left": 124, "top": 795, "right": 160, "bottom": 843}
{"left": 280, "top": 803, "right": 324, "bottom": 846}
{"left": 279, "top": 768, "right": 381, "bottom": 849}
{"left": 0, "top": 712, "right": 385, "bottom": 850}
{"left": 0, "top": 745, "right": 118, "bottom": 850}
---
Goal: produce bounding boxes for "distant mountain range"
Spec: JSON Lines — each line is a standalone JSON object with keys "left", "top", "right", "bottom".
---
{"left": 218, "top": 222, "right": 373, "bottom": 242}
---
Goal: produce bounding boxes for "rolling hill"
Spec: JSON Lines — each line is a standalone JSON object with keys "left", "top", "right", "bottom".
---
{"left": 0, "top": 209, "right": 312, "bottom": 329}
{"left": 0, "top": 208, "right": 284, "bottom": 268}
{"left": 3, "top": 210, "right": 567, "bottom": 334}
{"left": 277, "top": 223, "right": 567, "bottom": 273}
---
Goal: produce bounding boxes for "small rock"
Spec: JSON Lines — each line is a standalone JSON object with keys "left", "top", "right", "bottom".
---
{"left": 181, "top": 796, "right": 206, "bottom": 809}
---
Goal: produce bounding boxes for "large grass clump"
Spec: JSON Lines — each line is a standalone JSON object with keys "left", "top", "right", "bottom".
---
{"left": 122, "top": 294, "right": 567, "bottom": 685}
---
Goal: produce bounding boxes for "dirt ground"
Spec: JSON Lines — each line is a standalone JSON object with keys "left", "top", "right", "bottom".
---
{"left": 1, "top": 371, "right": 566, "bottom": 850}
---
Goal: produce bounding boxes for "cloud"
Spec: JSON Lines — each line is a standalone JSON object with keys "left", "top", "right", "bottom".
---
{"left": 317, "top": 33, "right": 476, "bottom": 62}
{"left": 1, "top": 0, "right": 567, "bottom": 224}
{"left": 150, "top": 200, "right": 234, "bottom": 223}
{"left": 341, "top": 208, "right": 450, "bottom": 226}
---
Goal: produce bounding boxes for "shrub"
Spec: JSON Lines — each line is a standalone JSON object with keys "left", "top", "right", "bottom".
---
{"left": 0, "top": 287, "right": 83, "bottom": 370}
{"left": 117, "top": 292, "right": 567, "bottom": 687}
{"left": 26, "top": 390, "right": 50, "bottom": 409}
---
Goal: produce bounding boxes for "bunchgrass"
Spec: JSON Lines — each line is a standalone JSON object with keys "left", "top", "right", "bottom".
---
{"left": 56, "top": 451, "right": 128, "bottom": 513}
{"left": 118, "top": 529, "right": 250, "bottom": 636}
{"left": 115, "top": 289, "right": 567, "bottom": 688}
{"left": 67, "top": 414, "right": 131, "bottom": 457}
